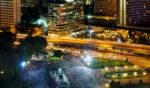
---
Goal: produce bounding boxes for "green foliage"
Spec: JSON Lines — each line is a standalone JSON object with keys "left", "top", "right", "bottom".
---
{"left": 20, "top": 36, "right": 48, "bottom": 60}
{"left": 49, "top": 56, "right": 60, "bottom": 61}
{"left": 0, "top": 32, "right": 20, "bottom": 69}
{"left": 89, "top": 58, "right": 133, "bottom": 68}
{"left": 53, "top": 50, "right": 63, "bottom": 58}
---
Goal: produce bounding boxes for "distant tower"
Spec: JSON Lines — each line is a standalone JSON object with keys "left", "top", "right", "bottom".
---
{"left": 94, "top": 0, "right": 117, "bottom": 17}
{"left": 92, "top": 0, "right": 117, "bottom": 26}
{"left": 0, "top": 0, "right": 21, "bottom": 28}
{"left": 117, "top": 0, "right": 127, "bottom": 26}
{"left": 117, "top": 0, "right": 150, "bottom": 26}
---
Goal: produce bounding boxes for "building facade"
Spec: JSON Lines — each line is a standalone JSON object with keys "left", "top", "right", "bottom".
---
{"left": 47, "top": 0, "right": 84, "bottom": 32}
{"left": 117, "top": 0, "right": 150, "bottom": 26}
{"left": 92, "top": 0, "right": 117, "bottom": 27}
{"left": 0, "top": 0, "right": 21, "bottom": 28}
{"left": 94, "top": 0, "right": 117, "bottom": 17}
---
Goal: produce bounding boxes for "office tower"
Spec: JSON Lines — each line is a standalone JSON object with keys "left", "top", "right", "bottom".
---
{"left": 145, "top": 2, "right": 150, "bottom": 24}
{"left": 47, "top": 0, "right": 84, "bottom": 33}
{"left": 117, "top": 0, "right": 150, "bottom": 26}
{"left": 92, "top": 0, "right": 117, "bottom": 27}
{"left": 94, "top": 0, "right": 117, "bottom": 17}
{"left": 117, "top": 0, "right": 127, "bottom": 26}
{"left": 0, "top": 0, "right": 21, "bottom": 28}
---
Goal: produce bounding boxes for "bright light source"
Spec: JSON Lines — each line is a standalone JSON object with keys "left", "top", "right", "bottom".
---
{"left": 86, "top": 55, "right": 92, "bottom": 62}
{"left": 27, "top": 61, "right": 30, "bottom": 64}
{"left": 112, "top": 75, "right": 116, "bottom": 78}
{"left": 115, "top": 66, "right": 118, "bottom": 70}
{"left": 87, "top": 62, "right": 90, "bottom": 66}
{"left": 124, "top": 66, "right": 128, "bottom": 69}
{"left": 66, "top": 0, "right": 74, "bottom": 2}
{"left": 133, "top": 72, "right": 137, "bottom": 76}
{"left": 60, "top": 4, "right": 64, "bottom": 7}
{"left": 84, "top": 55, "right": 92, "bottom": 66}
{"left": 134, "top": 65, "right": 138, "bottom": 68}
{"left": 123, "top": 73, "right": 128, "bottom": 77}
{"left": 81, "top": 55, "right": 84, "bottom": 58}
{"left": 143, "top": 72, "right": 147, "bottom": 76}
{"left": 105, "top": 83, "right": 110, "bottom": 87}
{"left": 87, "top": 15, "right": 93, "bottom": 19}
{"left": 99, "top": 54, "right": 101, "bottom": 57}
{"left": 0, "top": 70, "right": 4, "bottom": 74}
{"left": 89, "top": 30, "right": 93, "bottom": 34}
{"left": 34, "top": 18, "right": 48, "bottom": 32}
{"left": 72, "top": 33, "right": 76, "bottom": 35}
{"left": 21, "top": 61, "right": 26, "bottom": 67}
{"left": 105, "top": 67, "right": 109, "bottom": 71}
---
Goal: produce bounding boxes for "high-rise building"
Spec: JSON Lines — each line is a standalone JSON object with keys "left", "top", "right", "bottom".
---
{"left": 0, "top": 0, "right": 21, "bottom": 28}
{"left": 94, "top": 0, "right": 117, "bottom": 17}
{"left": 47, "top": 0, "right": 84, "bottom": 33}
{"left": 91, "top": 0, "right": 117, "bottom": 27}
{"left": 117, "top": 0, "right": 150, "bottom": 26}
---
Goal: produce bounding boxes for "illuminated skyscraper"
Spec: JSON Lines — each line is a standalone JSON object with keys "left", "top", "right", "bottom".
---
{"left": 117, "top": 0, "right": 127, "bottom": 26}
{"left": 0, "top": 0, "right": 21, "bottom": 28}
{"left": 92, "top": 0, "right": 117, "bottom": 27}
{"left": 47, "top": 0, "right": 84, "bottom": 33}
{"left": 94, "top": 0, "right": 117, "bottom": 17}
{"left": 117, "top": 0, "right": 150, "bottom": 26}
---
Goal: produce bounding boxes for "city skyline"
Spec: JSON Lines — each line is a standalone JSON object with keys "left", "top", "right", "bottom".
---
{"left": 0, "top": 0, "right": 150, "bottom": 88}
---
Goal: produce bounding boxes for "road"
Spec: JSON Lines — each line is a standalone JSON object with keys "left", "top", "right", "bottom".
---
{"left": 46, "top": 37, "right": 150, "bottom": 54}
{"left": 62, "top": 56, "right": 101, "bottom": 88}
{"left": 50, "top": 46, "right": 150, "bottom": 68}
{"left": 22, "top": 65, "right": 49, "bottom": 88}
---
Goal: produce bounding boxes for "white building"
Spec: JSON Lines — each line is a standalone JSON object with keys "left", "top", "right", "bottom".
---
{"left": 0, "top": 0, "right": 21, "bottom": 28}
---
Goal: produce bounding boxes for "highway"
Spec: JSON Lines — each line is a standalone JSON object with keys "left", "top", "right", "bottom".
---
{"left": 46, "top": 37, "right": 150, "bottom": 54}
{"left": 16, "top": 34, "right": 150, "bottom": 68}
{"left": 49, "top": 46, "right": 150, "bottom": 68}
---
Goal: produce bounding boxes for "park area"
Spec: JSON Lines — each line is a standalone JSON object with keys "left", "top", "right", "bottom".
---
{"left": 88, "top": 57, "right": 133, "bottom": 68}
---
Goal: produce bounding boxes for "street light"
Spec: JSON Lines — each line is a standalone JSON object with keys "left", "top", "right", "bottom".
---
{"left": 0, "top": 70, "right": 4, "bottom": 74}
{"left": 89, "top": 30, "right": 93, "bottom": 40}
{"left": 133, "top": 72, "right": 137, "bottom": 76}
{"left": 71, "top": 33, "right": 76, "bottom": 38}
{"left": 21, "top": 61, "right": 26, "bottom": 70}
{"left": 143, "top": 72, "right": 147, "bottom": 76}
{"left": 84, "top": 55, "right": 92, "bottom": 66}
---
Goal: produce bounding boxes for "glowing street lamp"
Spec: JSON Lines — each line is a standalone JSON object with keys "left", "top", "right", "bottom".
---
{"left": 143, "top": 72, "right": 147, "bottom": 76}
{"left": 27, "top": 61, "right": 30, "bottom": 64}
{"left": 0, "top": 70, "right": 4, "bottom": 74}
{"left": 134, "top": 65, "right": 138, "bottom": 68}
{"left": 105, "top": 83, "right": 110, "bottom": 88}
{"left": 123, "top": 73, "right": 128, "bottom": 77}
{"left": 105, "top": 67, "right": 109, "bottom": 71}
{"left": 84, "top": 55, "right": 92, "bottom": 66}
{"left": 87, "top": 15, "right": 92, "bottom": 19}
{"left": 133, "top": 72, "right": 137, "bottom": 76}
{"left": 115, "top": 66, "right": 118, "bottom": 70}
{"left": 21, "top": 61, "right": 26, "bottom": 69}
{"left": 124, "top": 65, "right": 128, "bottom": 69}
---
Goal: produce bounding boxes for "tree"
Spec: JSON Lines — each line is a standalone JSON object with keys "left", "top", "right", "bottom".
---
{"left": 0, "top": 32, "right": 18, "bottom": 69}
{"left": 0, "top": 32, "right": 16, "bottom": 50}
{"left": 19, "top": 36, "right": 48, "bottom": 60}
{"left": 54, "top": 50, "right": 63, "bottom": 58}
